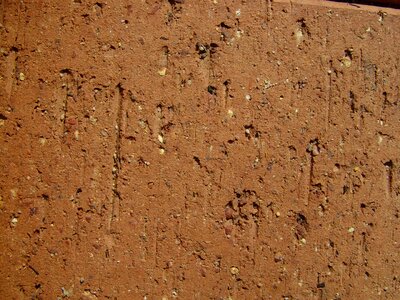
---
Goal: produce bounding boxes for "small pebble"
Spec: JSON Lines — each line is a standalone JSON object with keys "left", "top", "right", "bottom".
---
{"left": 158, "top": 134, "right": 164, "bottom": 143}
{"left": 19, "top": 72, "right": 25, "bottom": 81}
{"left": 74, "top": 130, "right": 80, "bottom": 140}
{"left": 11, "top": 217, "right": 18, "bottom": 226}
{"left": 348, "top": 227, "right": 355, "bottom": 233}
{"left": 158, "top": 67, "right": 167, "bottom": 76}
{"left": 230, "top": 266, "right": 239, "bottom": 275}
{"left": 159, "top": 148, "right": 165, "bottom": 155}
{"left": 227, "top": 109, "right": 234, "bottom": 118}
{"left": 340, "top": 56, "right": 352, "bottom": 68}
{"left": 245, "top": 94, "right": 251, "bottom": 101}
{"left": 39, "top": 137, "right": 46, "bottom": 145}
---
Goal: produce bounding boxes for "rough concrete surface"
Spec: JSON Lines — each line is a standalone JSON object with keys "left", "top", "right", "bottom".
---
{"left": 0, "top": 0, "right": 399, "bottom": 299}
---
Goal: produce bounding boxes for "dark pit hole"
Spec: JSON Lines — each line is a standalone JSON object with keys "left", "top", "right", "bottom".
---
{"left": 219, "top": 22, "right": 232, "bottom": 29}
{"left": 42, "top": 194, "right": 49, "bottom": 201}
{"left": 168, "top": 0, "right": 184, "bottom": 5}
{"left": 207, "top": 85, "right": 217, "bottom": 95}
{"left": 384, "top": 160, "right": 393, "bottom": 168}
{"left": 360, "top": 203, "right": 366, "bottom": 209}
{"left": 94, "top": 2, "right": 104, "bottom": 9}
{"left": 193, "top": 156, "right": 201, "bottom": 166}
{"left": 317, "top": 282, "right": 325, "bottom": 289}
{"left": 342, "top": 185, "right": 349, "bottom": 194}
{"left": 210, "top": 42, "right": 219, "bottom": 53}
{"left": 344, "top": 48, "right": 353, "bottom": 59}
{"left": 126, "top": 135, "right": 136, "bottom": 141}
{"left": 60, "top": 68, "right": 72, "bottom": 75}
{"left": 296, "top": 213, "right": 308, "bottom": 226}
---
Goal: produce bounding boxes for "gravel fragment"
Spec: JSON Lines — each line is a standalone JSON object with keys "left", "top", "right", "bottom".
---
{"left": 230, "top": 266, "right": 239, "bottom": 275}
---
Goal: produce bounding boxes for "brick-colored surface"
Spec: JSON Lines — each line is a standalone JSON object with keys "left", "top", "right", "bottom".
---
{"left": 1, "top": 1, "right": 399, "bottom": 299}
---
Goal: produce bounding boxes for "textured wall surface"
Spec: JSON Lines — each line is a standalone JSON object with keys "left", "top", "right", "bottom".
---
{"left": 1, "top": 1, "right": 399, "bottom": 299}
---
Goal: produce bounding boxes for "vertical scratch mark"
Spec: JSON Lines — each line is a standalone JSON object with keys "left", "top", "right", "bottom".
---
{"left": 5, "top": 48, "right": 18, "bottom": 109}
{"left": 266, "top": 0, "right": 272, "bottom": 21}
{"left": 307, "top": 153, "right": 315, "bottom": 206}
{"left": 326, "top": 60, "right": 333, "bottom": 131}
{"left": 384, "top": 160, "right": 393, "bottom": 198}
{"left": 109, "top": 83, "right": 124, "bottom": 231}
{"left": 155, "top": 219, "right": 159, "bottom": 268}
{"left": 306, "top": 140, "right": 319, "bottom": 205}
{"left": 60, "top": 69, "right": 73, "bottom": 136}
{"left": 223, "top": 79, "right": 230, "bottom": 109}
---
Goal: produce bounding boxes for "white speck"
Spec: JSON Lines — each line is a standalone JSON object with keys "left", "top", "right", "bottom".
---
{"left": 39, "top": 137, "right": 47, "bottom": 145}
{"left": 158, "top": 134, "right": 164, "bottom": 144}
{"left": 227, "top": 109, "right": 234, "bottom": 118}
{"left": 158, "top": 67, "right": 167, "bottom": 76}
{"left": 294, "top": 28, "right": 303, "bottom": 46}
{"left": 235, "top": 9, "right": 241, "bottom": 17}
{"left": 348, "top": 227, "right": 355, "bottom": 233}
{"left": 74, "top": 130, "right": 79, "bottom": 140}
{"left": 159, "top": 148, "right": 165, "bottom": 155}
{"left": 245, "top": 94, "right": 251, "bottom": 101}
{"left": 11, "top": 217, "right": 18, "bottom": 226}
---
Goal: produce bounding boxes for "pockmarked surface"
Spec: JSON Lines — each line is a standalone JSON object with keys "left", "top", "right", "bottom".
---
{"left": 0, "top": 1, "right": 399, "bottom": 299}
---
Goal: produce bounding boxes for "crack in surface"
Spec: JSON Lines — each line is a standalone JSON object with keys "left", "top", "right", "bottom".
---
{"left": 109, "top": 83, "right": 124, "bottom": 231}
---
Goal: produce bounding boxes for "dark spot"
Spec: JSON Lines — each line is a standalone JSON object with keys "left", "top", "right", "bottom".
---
{"left": 207, "top": 85, "right": 217, "bottom": 95}
{"left": 296, "top": 213, "right": 308, "bottom": 227}
{"left": 193, "top": 156, "right": 201, "bottom": 166}
{"left": 219, "top": 22, "right": 232, "bottom": 29}
{"left": 317, "top": 282, "right": 325, "bottom": 288}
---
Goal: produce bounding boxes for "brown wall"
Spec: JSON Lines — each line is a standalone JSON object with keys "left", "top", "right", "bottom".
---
{"left": 1, "top": 1, "right": 399, "bottom": 299}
